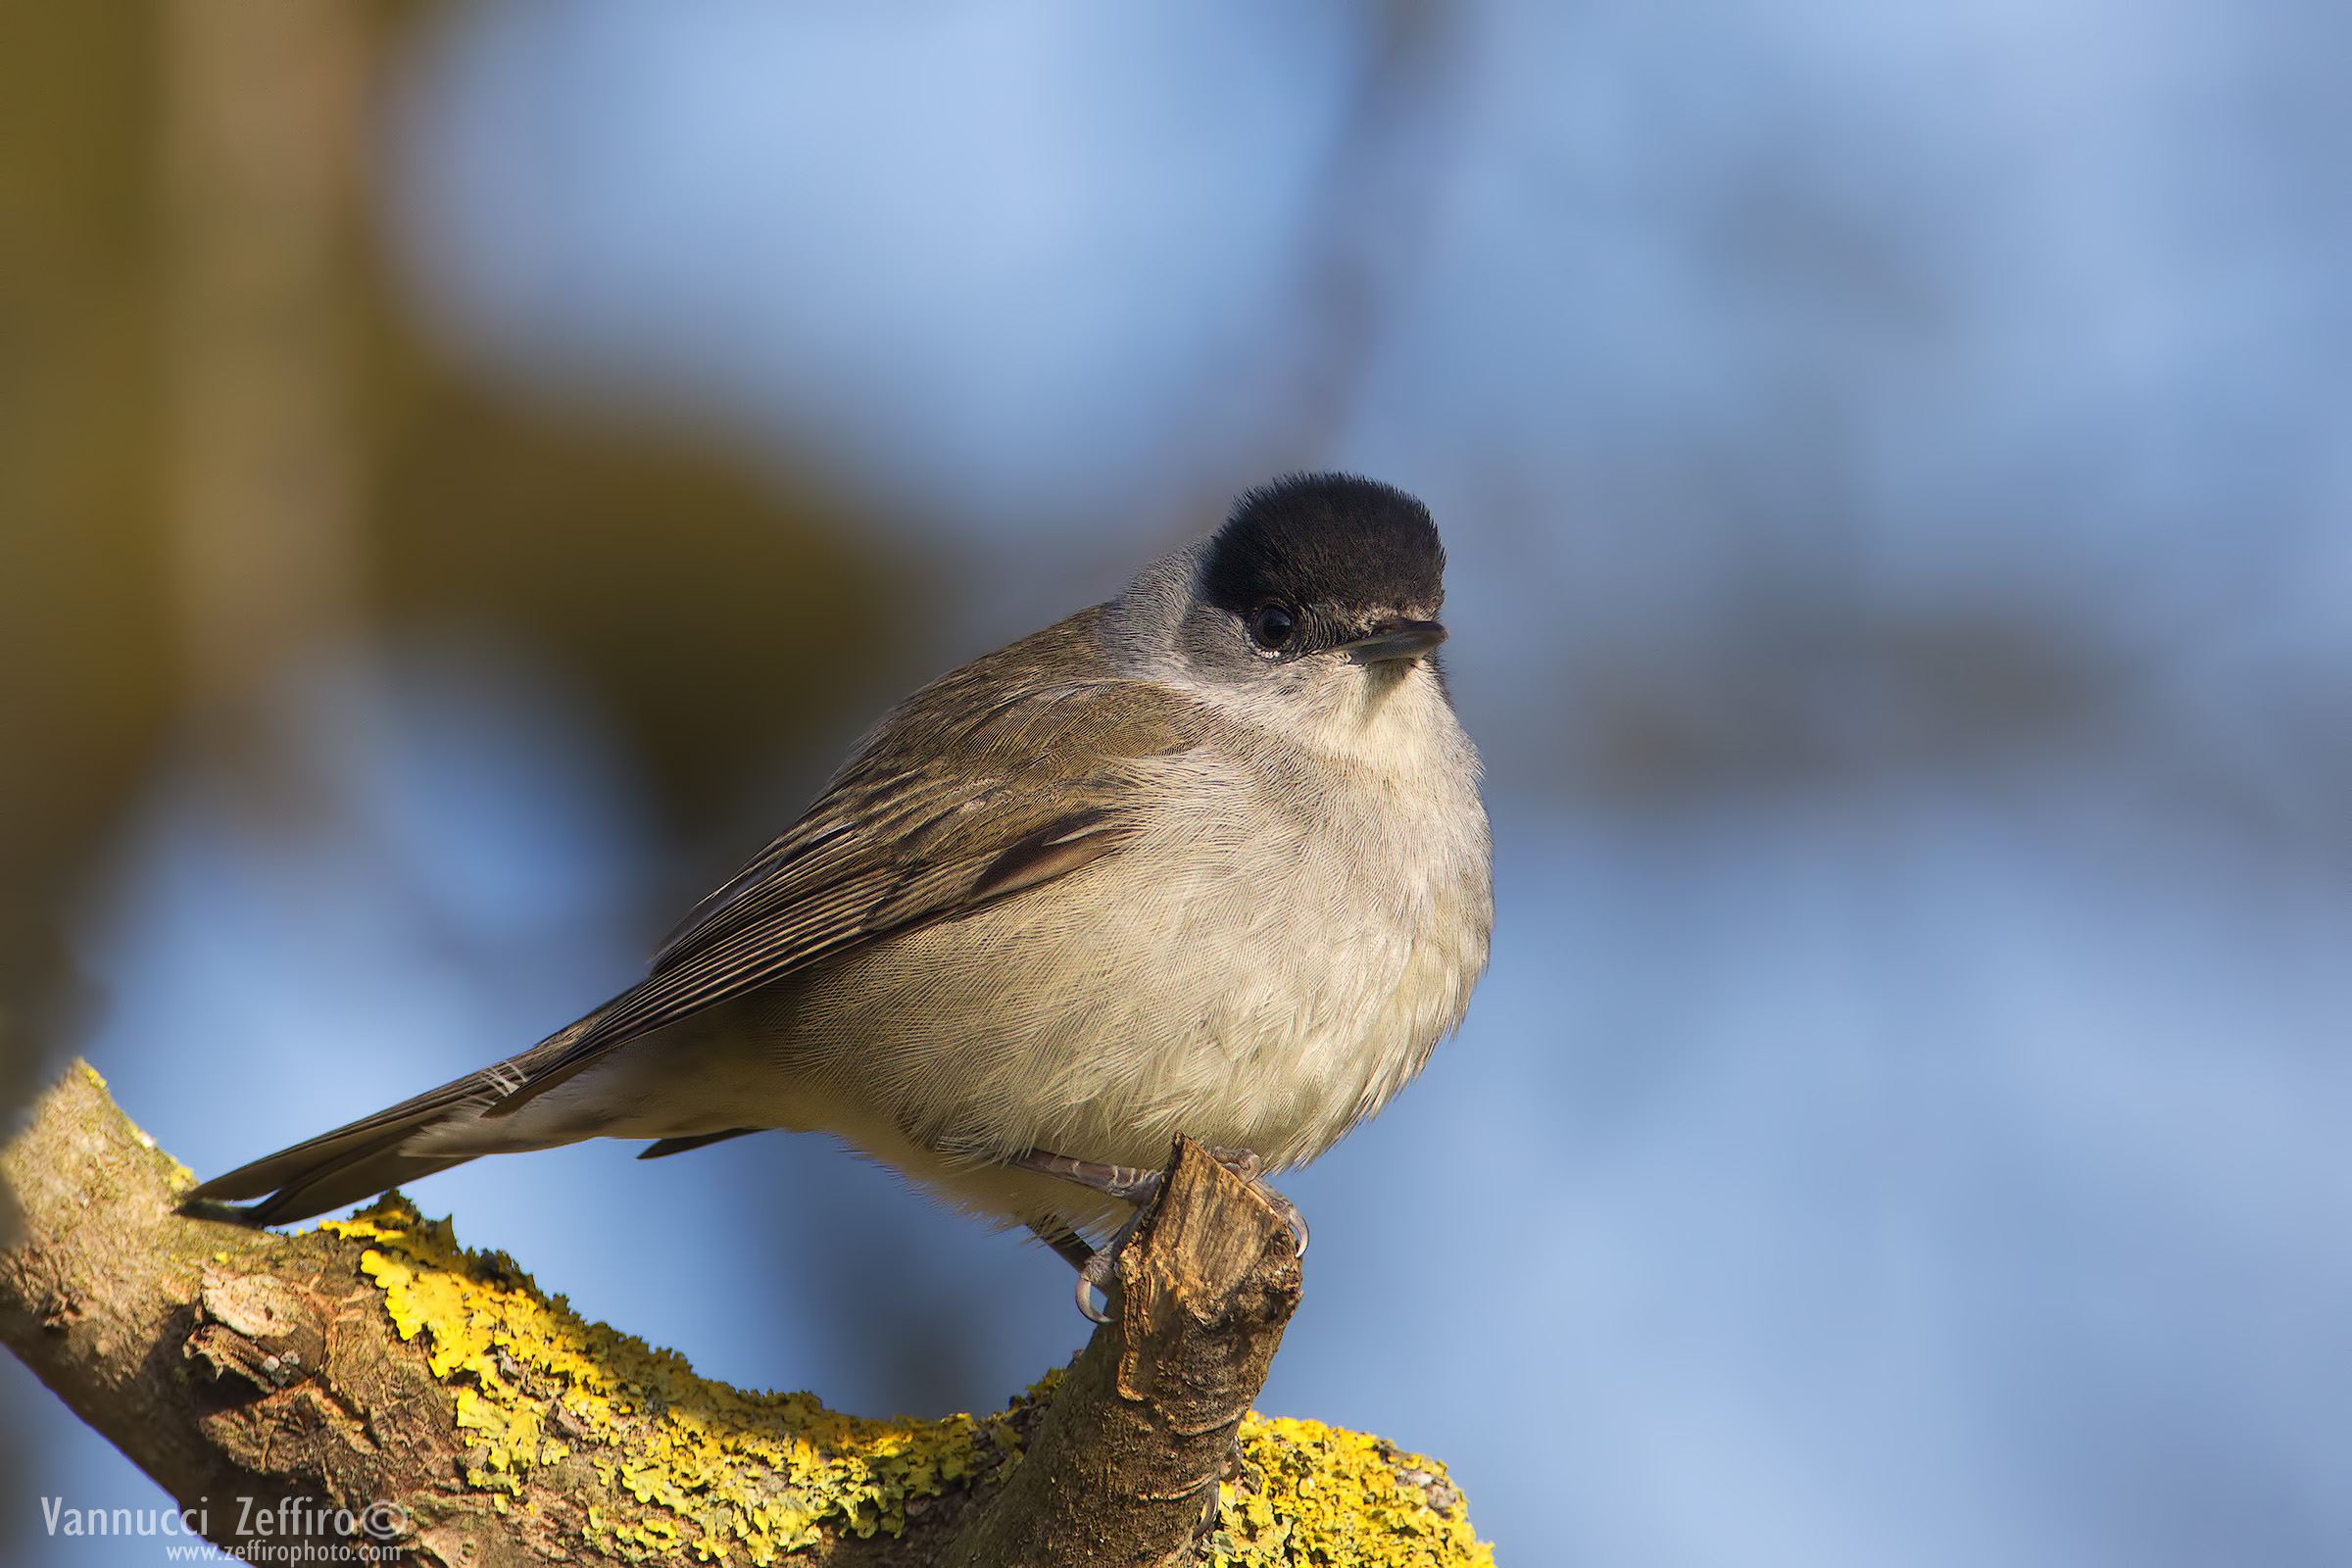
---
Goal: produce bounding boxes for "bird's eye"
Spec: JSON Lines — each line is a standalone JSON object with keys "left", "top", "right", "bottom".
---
{"left": 1248, "top": 604, "right": 1298, "bottom": 652}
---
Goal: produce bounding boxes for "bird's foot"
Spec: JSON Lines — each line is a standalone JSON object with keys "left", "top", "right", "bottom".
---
{"left": 1013, "top": 1145, "right": 1309, "bottom": 1322}
{"left": 1017, "top": 1216, "right": 1127, "bottom": 1322}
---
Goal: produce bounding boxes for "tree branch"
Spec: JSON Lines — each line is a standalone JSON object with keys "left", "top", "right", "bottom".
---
{"left": 2, "top": 1062, "right": 1491, "bottom": 1565}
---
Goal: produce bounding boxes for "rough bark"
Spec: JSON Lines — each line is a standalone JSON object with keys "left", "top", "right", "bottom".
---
{"left": 942, "top": 1140, "right": 1300, "bottom": 1567}
{"left": 2, "top": 1062, "right": 1489, "bottom": 1566}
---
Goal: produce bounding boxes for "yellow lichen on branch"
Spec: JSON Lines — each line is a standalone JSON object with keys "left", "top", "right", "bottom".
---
{"left": 2, "top": 1061, "right": 1494, "bottom": 1565}
{"left": 1219, "top": 1417, "right": 1494, "bottom": 1568}
{"left": 321, "top": 1197, "right": 1490, "bottom": 1566}
{"left": 319, "top": 1196, "right": 1032, "bottom": 1563}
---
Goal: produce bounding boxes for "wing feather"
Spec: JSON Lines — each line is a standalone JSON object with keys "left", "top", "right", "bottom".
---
{"left": 474, "top": 608, "right": 1202, "bottom": 1118}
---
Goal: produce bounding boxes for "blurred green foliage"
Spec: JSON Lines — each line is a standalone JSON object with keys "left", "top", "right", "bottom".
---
{"left": 0, "top": 0, "right": 909, "bottom": 1131}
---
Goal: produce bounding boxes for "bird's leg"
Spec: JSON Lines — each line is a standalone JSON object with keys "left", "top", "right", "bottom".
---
{"left": 1010, "top": 1149, "right": 1165, "bottom": 1203}
{"left": 1011, "top": 1145, "right": 1309, "bottom": 1321}
{"left": 1010, "top": 1151, "right": 1153, "bottom": 1322}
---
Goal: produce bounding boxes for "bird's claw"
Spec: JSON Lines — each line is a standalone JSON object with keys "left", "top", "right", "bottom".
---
{"left": 1076, "top": 1222, "right": 1131, "bottom": 1323}
{"left": 1017, "top": 1143, "right": 1307, "bottom": 1320}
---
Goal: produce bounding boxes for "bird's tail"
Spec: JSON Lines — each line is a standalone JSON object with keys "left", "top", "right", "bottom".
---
{"left": 186, "top": 1065, "right": 520, "bottom": 1226}
{"left": 187, "top": 994, "right": 650, "bottom": 1227}
{"left": 193, "top": 1139, "right": 474, "bottom": 1227}
{"left": 187, "top": 1019, "right": 612, "bottom": 1227}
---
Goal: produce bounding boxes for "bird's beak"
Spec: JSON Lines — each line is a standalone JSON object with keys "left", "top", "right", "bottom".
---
{"left": 1340, "top": 618, "right": 1447, "bottom": 663}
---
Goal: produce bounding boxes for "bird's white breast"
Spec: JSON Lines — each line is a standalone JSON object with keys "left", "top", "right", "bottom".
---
{"left": 1097, "top": 656, "right": 1493, "bottom": 1168}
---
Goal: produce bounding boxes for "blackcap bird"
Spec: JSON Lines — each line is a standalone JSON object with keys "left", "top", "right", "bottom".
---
{"left": 193, "top": 473, "right": 1494, "bottom": 1315}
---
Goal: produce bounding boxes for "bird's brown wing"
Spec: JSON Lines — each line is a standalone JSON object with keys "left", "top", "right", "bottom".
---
{"left": 193, "top": 608, "right": 1208, "bottom": 1211}
{"left": 495, "top": 606, "right": 1205, "bottom": 1114}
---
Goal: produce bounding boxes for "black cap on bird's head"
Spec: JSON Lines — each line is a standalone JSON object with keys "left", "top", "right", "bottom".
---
{"left": 1200, "top": 473, "right": 1448, "bottom": 662}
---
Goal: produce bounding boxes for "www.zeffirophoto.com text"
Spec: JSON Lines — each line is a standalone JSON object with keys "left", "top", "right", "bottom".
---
{"left": 36, "top": 1495, "right": 409, "bottom": 1561}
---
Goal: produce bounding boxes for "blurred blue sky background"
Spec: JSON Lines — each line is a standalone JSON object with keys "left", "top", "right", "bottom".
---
{"left": 9, "top": 0, "right": 2352, "bottom": 1563}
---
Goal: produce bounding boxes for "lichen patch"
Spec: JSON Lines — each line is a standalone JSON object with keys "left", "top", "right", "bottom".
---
{"left": 1209, "top": 1415, "right": 1495, "bottom": 1568}
{"left": 321, "top": 1194, "right": 1492, "bottom": 1564}
{"left": 324, "top": 1196, "right": 1027, "bottom": 1562}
